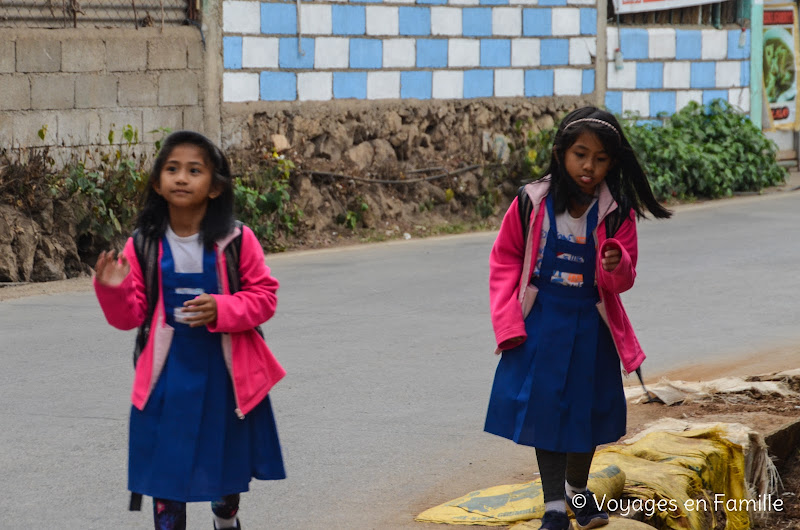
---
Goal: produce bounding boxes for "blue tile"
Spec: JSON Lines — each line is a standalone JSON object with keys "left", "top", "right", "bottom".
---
{"left": 650, "top": 91, "right": 676, "bottom": 116}
{"left": 463, "top": 8, "right": 492, "bottom": 37}
{"left": 223, "top": 36, "right": 242, "bottom": 69}
{"left": 261, "top": 3, "right": 297, "bottom": 35}
{"left": 690, "top": 62, "right": 716, "bottom": 89}
{"left": 741, "top": 60, "right": 750, "bottom": 87}
{"left": 525, "top": 69, "right": 554, "bottom": 97}
{"left": 675, "top": 30, "right": 702, "bottom": 60}
{"left": 728, "top": 29, "right": 750, "bottom": 59}
{"left": 464, "top": 70, "right": 494, "bottom": 98}
{"left": 260, "top": 72, "right": 296, "bottom": 101}
{"left": 619, "top": 28, "right": 648, "bottom": 60}
{"left": 418, "top": 0, "right": 447, "bottom": 4}
{"left": 539, "top": 0, "right": 566, "bottom": 5}
{"left": 350, "top": 39, "right": 382, "bottom": 69}
{"left": 605, "top": 91, "right": 622, "bottom": 115}
{"left": 703, "top": 89, "right": 728, "bottom": 106}
{"left": 279, "top": 38, "right": 315, "bottom": 68}
{"left": 540, "top": 39, "right": 569, "bottom": 66}
{"left": 480, "top": 0, "right": 509, "bottom": 4}
{"left": 582, "top": 69, "right": 595, "bottom": 94}
{"left": 636, "top": 62, "right": 663, "bottom": 89}
{"left": 480, "top": 39, "right": 511, "bottom": 67}
{"left": 401, "top": 71, "right": 432, "bottom": 99}
{"left": 332, "top": 5, "right": 366, "bottom": 35}
{"left": 399, "top": 7, "right": 431, "bottom": 36}
{"left": 417, "top": 39, "right": 448, "bottom": 68}
{"left": 636, "top": 119, "right": 662, "bottom": 127}
{"left": 523, "top": 8, "right": 551, "bottom": 37}
{"left": 333, "top": 72, "right": 367, "bottom": 99}
{"left": 579, "top": 8, "right": 596, "bottom": 36}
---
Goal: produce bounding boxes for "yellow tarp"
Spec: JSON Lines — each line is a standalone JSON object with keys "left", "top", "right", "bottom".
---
{"left": 416, "top": 427, "right": 750, "bottom": 529}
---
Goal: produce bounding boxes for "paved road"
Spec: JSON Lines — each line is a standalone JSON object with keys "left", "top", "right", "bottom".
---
{"left": 1, "top": 192, "right": 798, "bottom": 529}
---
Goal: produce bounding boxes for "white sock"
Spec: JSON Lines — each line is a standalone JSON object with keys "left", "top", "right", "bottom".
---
{"left": 213, "top": 515, "right": 238, "bottom": 529}
{"left": 545, "top": 500, "right": 567, "bottom": 513}
{"left": 565, "top": 480, "right": 587, "bottom": 499}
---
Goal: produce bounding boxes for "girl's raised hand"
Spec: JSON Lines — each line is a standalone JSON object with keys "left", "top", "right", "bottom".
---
{"left": 95, "top": 250, "right": 130, "bottom": 286}
{"left": 601, "top": 248, "right": 621, "bottom": 272}
{"left": 183, "top": 294, "right": 218, "bottom": 328}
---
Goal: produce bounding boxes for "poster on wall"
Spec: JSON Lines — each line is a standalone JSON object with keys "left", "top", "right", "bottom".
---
{"left": 763, "top": 5, "right": 800, "bottom": 130}
{"left": 612, "top": 0, "right": 719, "bottom": 15}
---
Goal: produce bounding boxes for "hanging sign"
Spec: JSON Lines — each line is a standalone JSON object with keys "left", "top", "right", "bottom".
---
{"left": 763, "top": 5, "right": 800, "bottom": 130}
{"left": 612, "top": 0, "right": 719, "bottom": 15}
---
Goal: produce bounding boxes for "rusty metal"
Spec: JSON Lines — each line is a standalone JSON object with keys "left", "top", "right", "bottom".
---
{"left": 0, "top": 0, "right": 194, "bottom": 28}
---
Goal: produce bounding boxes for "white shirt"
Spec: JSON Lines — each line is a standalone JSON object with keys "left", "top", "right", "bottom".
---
{"left": 165, "top": 226, "right": 204, "bottom": 274}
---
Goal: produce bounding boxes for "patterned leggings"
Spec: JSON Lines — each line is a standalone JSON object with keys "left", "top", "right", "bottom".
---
{"left": 153, "top": 494, "right": 240, "bottom": 530}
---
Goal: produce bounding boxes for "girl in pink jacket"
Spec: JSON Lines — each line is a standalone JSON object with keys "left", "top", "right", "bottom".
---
{"left": 94, "top": 131, "right": 285, "bottom": 530}
{"left": 485, "top": 108, "right": 670, "bottom": 530}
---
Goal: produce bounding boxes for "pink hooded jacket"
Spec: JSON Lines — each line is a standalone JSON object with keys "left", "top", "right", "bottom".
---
{"left": 489, "top": 177, "right": 646, "bottom": 374}
{"left": 94, "top": 225, "right": 286, "bottom": 418}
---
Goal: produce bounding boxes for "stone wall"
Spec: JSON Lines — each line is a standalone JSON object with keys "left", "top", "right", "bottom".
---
{"left": 0, "top": 27, "right": 206, "bottom": 161}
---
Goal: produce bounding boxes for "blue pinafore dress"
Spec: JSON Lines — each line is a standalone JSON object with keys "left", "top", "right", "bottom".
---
{"left": 484, "top": 196, "right": 626, "bottom": 453}
{"left": 128, "top": 237, "right": 285, "bottom": 502}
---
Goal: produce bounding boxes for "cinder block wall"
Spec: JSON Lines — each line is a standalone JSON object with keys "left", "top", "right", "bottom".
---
{"left": 0, "top": 27, "right": 206, "bottom": 159}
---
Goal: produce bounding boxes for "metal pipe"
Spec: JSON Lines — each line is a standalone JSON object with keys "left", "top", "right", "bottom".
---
{"left": 712, "top": 2, "right": 721, "bottom": 28}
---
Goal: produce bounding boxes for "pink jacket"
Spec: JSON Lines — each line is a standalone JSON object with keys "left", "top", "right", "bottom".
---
{"left": 94, "top": 225, "right": 286, "bottom": 417}
{"left": 489, "top": 177, "right": 646, "bottom": 374}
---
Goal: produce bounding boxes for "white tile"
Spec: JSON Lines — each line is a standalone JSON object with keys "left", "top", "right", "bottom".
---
{"left": 383, "top": 39, "right": 416, "bottom": 68}
{"left": 554, "top": 68, "right": 582, "bottom": 95}
{"left": 663, "top": 61, "right": 691, "bottom": 89}
{"left": 729, "top": 87, "right": 750, "bottom": 112}
{"left": 509, "top": 0, "right": 538, "bottom": 4}
{"left": 223, "top": 1, "right": 260, "bottom": 34}
{"left": 367, "top": 6, "right": 399, "bottom": 36}
{"left": 391, "top": 0, "right": 415, "bottom": 4}
{"left": 606, "top": 27, "right": 618, "bottom": 60}
{"left": 648, "top": 28, "right": 675, "bottom": 59}
{"left": 716, "top": 61, "right": 741, "bottom": 88}
{"left": 569, "top": 37, "right": 594, "bottom": 65}
{"left": 511, "top": 38, "right": 540, "bottom": 67}
{"left": 701, "top": 29, "right": 727, "bottom": 60}
{"left": 432, "top": 70, "right": 463, "bottom": 99}
{"left": 449, "top": 0, "right": 480, "bottom": 5}
{"left": 449, "top": 38, "right": 480, "bottom": 67}
{"left": 242, "top": 37, "right": 279, "bottom": 68}
{"left": 676, "top": 90, "right": 703, "bottom": 110}
{"left": 495, "top": 69, "right": 524, "bottom": 97}
{"left": 300, "top": 4, "right": 332, "bottom": 35}
{"left": 223, "top": 72, "right": 259, "bottom": 102}
{"left": 493, "top": 7, "right": 521, "bottom": 36}
{"left": 607, "top": 60, "right": 636, "bottom": 89}
{"left": 551, "top": 8, "right": 580, "bottom": 36}
{"left": 568, "top": 0, "right": 595, "bottom": 5}
{"left": 623, "top": 90, "right": 649, "bottom": 117}
{"left": 315, "top": 37, "right": 349, "bottom": 69}
{"left": 298, "top": 72, "right": 332, "bottom": 101}
{"left": 367, "top": 71, "right": 400, "bottom": 99}
{"left": 431, "top": 7, "right": 462, "bottom": 36}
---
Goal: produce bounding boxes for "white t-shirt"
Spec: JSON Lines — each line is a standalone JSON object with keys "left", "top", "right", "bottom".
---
{"left": 165, "top": 226, "right": 204, "bottom": 274}
{"left": 533, "top": 199, "right": 598, "bottom": 288}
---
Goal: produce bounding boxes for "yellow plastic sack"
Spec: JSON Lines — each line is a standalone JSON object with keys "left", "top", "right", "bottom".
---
{"left": 592, "top": 427, "right": 750, "bottom": 530}
{"left": 415, "top": 465, "right": 626, "bottom": 526}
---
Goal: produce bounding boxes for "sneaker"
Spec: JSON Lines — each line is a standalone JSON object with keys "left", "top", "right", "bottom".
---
{"left": 566, "top": 489, "right": 609, "bottom": 529}
{"left": 213, "top": 519, "right": 241, "bottom": 530}
{"left": 539, "top": 510, "right": 570, "bottom": 530}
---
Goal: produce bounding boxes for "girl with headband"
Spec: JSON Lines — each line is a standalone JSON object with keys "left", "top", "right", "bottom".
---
{"left": 485, "top": 107, "right": 671, "bottom": 530}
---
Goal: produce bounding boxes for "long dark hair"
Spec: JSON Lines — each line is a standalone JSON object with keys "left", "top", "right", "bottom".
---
{"left": 543, "top": 107, "right": 671, "bottom": 222}
{"left": 136, "top": 130, "right": 235, "bottom": 249}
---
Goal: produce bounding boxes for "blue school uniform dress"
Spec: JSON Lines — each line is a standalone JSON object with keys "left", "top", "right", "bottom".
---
{"left": 485, "top": 196, "right": 626, "bottom": 453}
{"left": 129, "top": 236, "right": 285, "bottom": 502}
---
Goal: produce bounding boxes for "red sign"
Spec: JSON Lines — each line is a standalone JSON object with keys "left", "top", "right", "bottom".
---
{"left": 765, "top": 11, "right": 794, "bottom": 26}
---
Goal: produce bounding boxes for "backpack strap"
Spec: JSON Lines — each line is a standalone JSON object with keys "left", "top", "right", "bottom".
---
{"left": 223, "top": 221, "right": 265, "bottom": 338}
{"left": 132, "top": 229, "right": 159, "bottom": 368}
{"left": 517, "top": 185, "right": 534, "bottom": 244}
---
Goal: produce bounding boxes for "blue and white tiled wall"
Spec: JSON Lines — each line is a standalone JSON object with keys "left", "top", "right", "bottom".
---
{"left": 221, "top": 0, "right": 598, "bottom": 102}
{"left": 605, "top": 27, "right": 751, "bottom": 118}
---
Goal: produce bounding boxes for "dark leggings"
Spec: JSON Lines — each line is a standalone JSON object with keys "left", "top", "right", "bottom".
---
{"left": 153, "top": 494, "right": 240, "bottom": 530}
{"left": 535, "top": 447, "right": 596, "bottom": 503}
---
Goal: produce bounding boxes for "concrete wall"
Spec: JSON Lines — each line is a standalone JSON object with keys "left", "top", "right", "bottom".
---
{"left": 220, "top": 0, "right": 599, "bottom": 103}
{"left": 0, "top": 27, "right": 206, "bottom": 160}
{"left": 604, "top": 27, "right": 751, "bottom": 119}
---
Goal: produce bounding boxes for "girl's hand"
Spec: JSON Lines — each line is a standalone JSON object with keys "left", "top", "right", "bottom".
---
{"left": 601, "top": 248, "right": 621, "bottom": 272}
{"left": 183, "top": 294, "right": 217, "bottom": 328}
{"left": 94, "top": 250, "right": 130, "bottom": 286}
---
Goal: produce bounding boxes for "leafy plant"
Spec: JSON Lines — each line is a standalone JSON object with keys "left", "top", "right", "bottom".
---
{"left": 337, "top": 196, "right": 369, "bottom": 230}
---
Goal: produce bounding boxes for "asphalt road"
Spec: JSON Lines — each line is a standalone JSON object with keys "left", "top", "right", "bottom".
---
{"left": 1, "top": 192, "right": 798, "bottom": 529}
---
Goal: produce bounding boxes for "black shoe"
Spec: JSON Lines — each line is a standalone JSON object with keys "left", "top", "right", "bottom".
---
{"left": 539, "top": 510, "right": 570, "bottom": 530}
{"left": 566, "top": 489, "right": 608, "bottom": 529}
